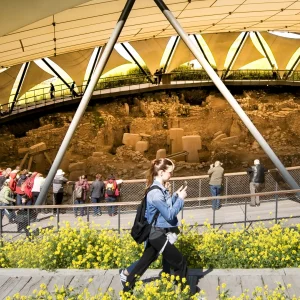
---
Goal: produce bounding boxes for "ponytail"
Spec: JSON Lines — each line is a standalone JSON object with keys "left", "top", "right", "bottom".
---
{"left": 145, "top": 158, "right": 175, "bottom": 190}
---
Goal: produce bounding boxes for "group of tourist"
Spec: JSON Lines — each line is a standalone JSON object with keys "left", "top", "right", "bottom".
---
{"left": 52, "top": 170, "right": 120, "bottom": 217}
{"left": 0, "top": 166, "right": 121, "bottom": 221}
{"left": 207, "top": 158, "right": 268, "bottom": 210}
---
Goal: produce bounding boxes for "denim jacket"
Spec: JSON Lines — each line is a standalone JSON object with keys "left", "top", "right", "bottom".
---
{"left": 146, "top": 180, "right": 184, "bottom": 228}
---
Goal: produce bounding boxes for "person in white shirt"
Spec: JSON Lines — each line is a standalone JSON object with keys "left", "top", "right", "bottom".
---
{"left": 31, "top": 173, "right": 45, "bottom": 204}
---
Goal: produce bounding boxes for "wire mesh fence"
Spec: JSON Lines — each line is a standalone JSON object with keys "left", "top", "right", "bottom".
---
{"left": 1, "top": 189, "right": 300, "bottom": 241}
{"left": 1, "top": 167, "right": 300, "bottom": 240}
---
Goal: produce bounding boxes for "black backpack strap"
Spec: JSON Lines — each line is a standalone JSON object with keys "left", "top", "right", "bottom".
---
{"left": 146, "top": 185, "right": 165, "bottom": 225}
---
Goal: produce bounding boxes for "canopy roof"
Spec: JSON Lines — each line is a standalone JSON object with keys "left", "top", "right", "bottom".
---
{"left": 1, "top": 0, "right": 300, "bottom": 67}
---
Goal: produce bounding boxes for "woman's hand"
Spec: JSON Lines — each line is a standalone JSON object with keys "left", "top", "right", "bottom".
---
{"left": 176, "top": 186, "right": 187, "bottom": 200}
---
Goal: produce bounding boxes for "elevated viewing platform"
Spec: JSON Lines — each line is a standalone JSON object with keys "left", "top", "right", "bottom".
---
{"left": 1, "top": 70, "right": 300, "bottom": 124}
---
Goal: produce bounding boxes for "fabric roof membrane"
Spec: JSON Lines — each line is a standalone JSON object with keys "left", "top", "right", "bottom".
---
{"left": 130, "top": 38, "right": 170, "bottom": 74}
{"left": 202, "top": 33, "right": 241, "bottom": 70}
{"left": 166, "top": 39, "right": 196, "bottom": 73}
{"left": 231, "top": 35, "right": 265, "bottom": 71}
{"left": 50, "top": 48, "right": 94, "bottom": 85}
{"left": 260, "top": 32, "right": 300, "bottom": 76}
{"left": 19, "top": 62, "right": 53, "bottom": 99}
{"left": 0, "top": 0, "right": 300, "bottom": 67}
{"left": 0, "top": 64, "right": 22, "bottom": 105}
{"left": 0, "top": 0, "right": 91, "bottom": 37}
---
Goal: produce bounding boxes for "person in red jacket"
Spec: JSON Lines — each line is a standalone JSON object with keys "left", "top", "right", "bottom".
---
{"left": 9, "top": 171, "right": 18, "bottom": 194}
{"left": 15, "top": 170, "right": 28, "bottom": 206}
{"left": 105, "top": 174, "right": 120, "bottom": 216}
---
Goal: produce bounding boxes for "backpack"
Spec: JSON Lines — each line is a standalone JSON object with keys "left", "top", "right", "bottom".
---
{"left": 74, "top": 185, "right": 83, "bottom": 199}
{"left": 106, "top": 180, "right": 118, "bottom": 197}
{"left": 131, "top": 185, "right": 163, "bottom": 244}
{"left": 22, "top": 173, "right": 37, "bottom": 199}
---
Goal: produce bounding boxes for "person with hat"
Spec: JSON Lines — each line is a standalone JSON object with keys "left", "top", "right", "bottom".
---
{"left": 120, "top": 158, "right": 188, "bottom": 292}
{"left": 52, "top": 169, "right": 68, "bottom": 215}
{"left": 0, "top": 178, "right": 16, "bottom": 222}
{"left": 208, "top": 160, "right": 224, "bottom": 210}
{"left": 247, "top": 159, "right": 268, "bottom": 207}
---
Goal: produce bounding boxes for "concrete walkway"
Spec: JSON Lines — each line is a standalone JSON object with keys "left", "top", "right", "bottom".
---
{"left": 0, "top": 268, "right": 299, "bottom": 299}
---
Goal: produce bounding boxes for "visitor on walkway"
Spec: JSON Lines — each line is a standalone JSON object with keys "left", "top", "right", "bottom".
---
{"left": 74, "top": 175, "right": 89, "bottom": 217}
{"left": 208, "top": 160, "right": 224, "bottom": 210}
{"left": 120, "top": 158, "right": 188, "bottom": 292}
{"left": 31, "top": 173, "right": 45, "bottom": 204}
{"left": 0, "top": 179, "right": 16, "bottom": 222}
{"left": 50, "top": 83, "right": 55, "bottom": 99}
{"left": 105, "top": 174, "right": 120, "bottom": 216}
{"left": 15, "top": 170, "right": 28, "bottom": 206}
{"left": 154, "top": 69, "right": 159, "bottom": 85}
{"left": 0, "top": 170, "right": 8, "bottom": 190}
{"left": 90, "top": 174, "right": 105, "bottom": 216}
{"left": 247, "top": 159, "right": 268, "bottom": 207}
{"left": 52, "top": 169, "right": 68, "bottom": 215}
{"left": 158, "top": 67, "right": 163, "bottom": 84}
{"left": 70, "top": 81, "right": 78, "bottom": 98}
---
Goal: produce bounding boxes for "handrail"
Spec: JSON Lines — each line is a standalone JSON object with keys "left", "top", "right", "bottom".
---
{"left": 1, "top": 188, "right": 299, "bottom": 209}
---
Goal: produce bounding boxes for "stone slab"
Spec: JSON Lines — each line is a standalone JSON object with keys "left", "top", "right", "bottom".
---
{"left": 240, "top": 275, "right": 264, "bottom": 295}
{"left": 156, "top": 149, "right": 166, "bottom": 159}
{"left": 169, "top": 128, "right": 184, "bottom": 153}
{"left": 218, "top": 275, "right": 243, "bottom": 298}
{"left": 182, "top": 135, "right": 201, "bottom": 163}
{"left": 0, "top": 268, "right": 299, "bottom": 299}
{"left": 135, "top": 141, "right": 149, "bottom": 153}
{"left": 122, "top": 133, "right": 141, "bottom": 150}
{"left": 29, "top": 142, "right": 47, "bottom": 154}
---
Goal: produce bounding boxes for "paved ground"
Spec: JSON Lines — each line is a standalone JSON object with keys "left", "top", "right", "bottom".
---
{"left": 2, "top": 198, "right": 300, "bottom": 240}
{"left": 0, "top": 268, "right": 299, "bottom": 299}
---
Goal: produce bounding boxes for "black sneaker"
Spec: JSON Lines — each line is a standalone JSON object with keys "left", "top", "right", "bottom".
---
{"left": 119, "top": 269, "right": 127, "bottom": 288}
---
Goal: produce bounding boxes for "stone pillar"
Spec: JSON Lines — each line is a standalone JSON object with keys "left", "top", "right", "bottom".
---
{"left": 156, "top": 149, "right": 166, "bottom": 159}
{"left": 169, "top": 128, "right": 184, "bottom": 154}
{"left": 122, "top": 133, "right": 141, "bottom": 150}
{"left": 136, "top": 141, "right": 149, "bottom": 154}
{"left": 182, "top": 135, "right": 202, "bottom": 163}
{"left": 124, "top": 103, "right": 129, "bottom": 115}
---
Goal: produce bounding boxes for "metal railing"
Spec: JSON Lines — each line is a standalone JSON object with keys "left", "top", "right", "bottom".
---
{"left": 0, "top": 188, "right": 299, "bottom": 241}
{"left": 1, "top": 69, "right": 300, "bottom": 118}
{"left": 1, "top": 166, "right": 300, "bottom": 240}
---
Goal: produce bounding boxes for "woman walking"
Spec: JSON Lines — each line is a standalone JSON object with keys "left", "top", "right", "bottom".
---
{"left": 121, "top": 158, "right": 187, "bottom": 292}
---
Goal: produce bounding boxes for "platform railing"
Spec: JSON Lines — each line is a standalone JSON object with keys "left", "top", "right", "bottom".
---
{"left": 1, "top": 69, "right": 300, "bottom": 118}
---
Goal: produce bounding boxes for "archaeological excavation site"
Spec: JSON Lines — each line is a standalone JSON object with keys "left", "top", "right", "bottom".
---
{"left": 1, "top": 87, "right": 300, "bottom": 181}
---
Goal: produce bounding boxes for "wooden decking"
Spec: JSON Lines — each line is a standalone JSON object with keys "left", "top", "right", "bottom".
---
{"left": 0, "top": 268, "right": 299, "bottom": 299}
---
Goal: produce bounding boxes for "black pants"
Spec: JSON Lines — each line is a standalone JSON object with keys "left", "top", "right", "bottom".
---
{"left": 53, "top": 192, "right": 63, "bottom": 213}
{"left": 32, "top": 192, "right": 39, "bottom": 204}
{"left": 125, "top": 228, "right": 187, "bottom": 291}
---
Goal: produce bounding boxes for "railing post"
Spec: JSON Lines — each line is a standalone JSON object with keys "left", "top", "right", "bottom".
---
{"left": 27, "top": 208, "right": 30, "bottom": 227}
{"left": 213, "top": 206, "right": 215, "bottom": 229}
{"left": 0, "top": 209, "right": 3, "bottom": 241}
{"left": 225, "top": 177, "right": 228, "bottom": 204}
{"left": 244, "top": 197, "right": 247, "bottom": 228}
{"left": 57, "top": 208, "right": 60, "bottom": 230}
{"left": 199, "top": 179, "right": 201, "bottom": 207}
{"left": 86, "top": 205, "right": 90, "bottom": 223}
{"left": 275, "top": 182, "right": 278, "bottom": 224}
{"left": 118, "top": 206, "right": 121, "bottom": 234}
